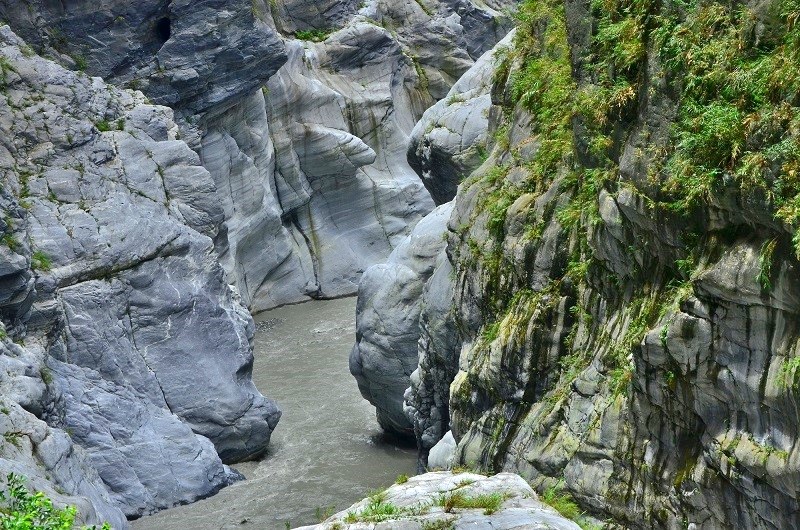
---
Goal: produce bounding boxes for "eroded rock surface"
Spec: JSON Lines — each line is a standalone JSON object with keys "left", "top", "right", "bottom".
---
{"left": 409, "top": 30, "right": 515, "bottom": 204}
{"left": 0, "top": 0, "right": 287, "bottom": 114}
{"left": 356, "top": 1, "right": 800, "bottom": 529}
{"left": 350, "top": 203, "right": 454, "bottom": 437}
{"left": 209, "top": 0, "right": 518, "bottom": 311}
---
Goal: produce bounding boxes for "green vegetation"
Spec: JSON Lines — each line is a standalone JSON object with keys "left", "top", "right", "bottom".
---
{"left": 502, "top": 0, "right": 800, "bottom": 249}
{"left": 39, "top": 367, "right": 53, "bottom": 386}
{"left": 31, "top": 251, "right": 52, "bottom": 272}
{"left": 758, "top": 238, "right": 777, "bottom": 291}
{"left": 436, "top": 491, "right": 507, "bottom": 515}
{"left": 413, "top": 0, "right": 434, "bottom": 17}
{"left": 779, "top": 355, "right": 800, "bottom": 389}
{"left": 540, "top": 482, "right": 603, "bottom": 529}
{"left": 655, "top": 3, "right": 800, "bottom": 225}
{"left": 73, "top": 55, "right": 87, "bottom": 72}
{"left": 395, "top": 474, "right": 409, "bottom": 484}
{"left": 421, "top": 520, "right": 455, "bottom": 530}
{"left": 0, "top": 57, "right": 15, "bottom": 88}
{"left": 343, "top": 491, "right": 407, "bottom": 524}
{"left": 540, "top": 482, "right": 582, "bottom": 520}
{"left": 1, "top": 234, "right": 18, "bottom": 252}
{"left": 294, "top": 28, "right": 335, "bottom": 42}
{"left": 94, "top": 120, "right": 111, "bottom": 132}
{"left": 0, "top": 473, "right": 110, "bottom": 530}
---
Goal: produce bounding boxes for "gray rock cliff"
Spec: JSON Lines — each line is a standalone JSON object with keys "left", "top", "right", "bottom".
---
{"left": 357, "top": 0, "right": 800, "bottom": 528}
{"left": 0, "top": 24, "right": 278, "bottom": 523}
{"left": 350, "top": 203, "right": 454, "bottom": 437}
{"left": 0, "top": 0, "right": 520, "bottom": 525}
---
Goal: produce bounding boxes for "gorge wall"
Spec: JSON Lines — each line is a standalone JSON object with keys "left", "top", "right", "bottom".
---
{"left": 0, "top": 0, "right": 516, "bottom": 527}
{"left": 354, "top": 0, "right": 800, "bottom": 528}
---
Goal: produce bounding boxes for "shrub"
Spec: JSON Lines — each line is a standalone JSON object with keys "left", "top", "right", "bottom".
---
{"left": 294, "top": 28, "right": 335, "bottom": 42}
{"left": 31, "top": 251, "right": 52, "bottom": 272}
{"left": 436, "top": 491, "right": 507, "bottom": 515}
{"left": 0, "top": 473, "right": 110, "bottom": 530}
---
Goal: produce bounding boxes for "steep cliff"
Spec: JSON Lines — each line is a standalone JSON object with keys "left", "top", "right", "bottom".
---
{"left": 358, "top": 0, "right": 800, "bottom": 528}
{"left": 211, "top": 0, "right": 518, "bottom": 310}
{"left": 0, "top": 24, "right": 280, "bottom": 524}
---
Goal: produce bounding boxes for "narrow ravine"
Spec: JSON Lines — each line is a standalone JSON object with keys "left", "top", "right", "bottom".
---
{"left": 133, "top": 298, "right": 416, "bottom": 529}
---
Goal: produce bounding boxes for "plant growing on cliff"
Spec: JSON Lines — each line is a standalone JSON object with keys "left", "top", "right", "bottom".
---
{"left": 779, "top": 356, "right": 800, "bottom": 390}
{"left": 757, "top": 239, "right": 778, "bottom": 291}
{"left": 540, "top": 482, "right": 582, "bottom": 521}
{"left": 0, "top": 473, "right": 110, "bottom": 530}
{"left": 294, "top": 28, "right": 335, "bottom": 42}
{"left": 31, "top": 251, "right": 52, "bottom": 272}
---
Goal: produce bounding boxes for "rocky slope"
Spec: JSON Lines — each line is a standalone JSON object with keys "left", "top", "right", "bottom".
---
{"left": 294, "top": 471, "right": 582, "bottom": 530}
{"left": 356, "top": 0, "right": 800, "bottom": 528}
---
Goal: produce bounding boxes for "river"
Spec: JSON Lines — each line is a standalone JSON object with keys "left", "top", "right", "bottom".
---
{"left": 133, "top": 297, "right": 416, "bottom": 530}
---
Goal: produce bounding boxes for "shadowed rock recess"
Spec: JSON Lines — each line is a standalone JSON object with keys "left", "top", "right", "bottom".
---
{"left": 0, "top": 0, "right": 518, "bottom": 527}
{"left": 354, "top": 0, "right": 800, "bottom": 528}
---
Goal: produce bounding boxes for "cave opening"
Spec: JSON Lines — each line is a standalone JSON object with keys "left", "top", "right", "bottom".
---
{"left": 155, "top": 17, "right": 171, "bottom": 43}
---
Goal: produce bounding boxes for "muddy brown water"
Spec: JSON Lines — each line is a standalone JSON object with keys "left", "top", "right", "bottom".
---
{"left": 132, "top": 297, "right": 416, "bottom": 530}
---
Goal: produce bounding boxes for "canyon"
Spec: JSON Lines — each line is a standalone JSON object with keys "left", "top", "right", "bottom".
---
{"left": 1, "top": 0, "right": 799, "bottom": 529}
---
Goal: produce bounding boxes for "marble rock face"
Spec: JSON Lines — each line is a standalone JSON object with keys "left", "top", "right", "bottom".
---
{"left": 0, "top": 0, "right": 288, "bottom": 114}
{"left": 0, "top": 25, "right": 278, "bottom": 523}
{"left": 408, "top": 30, "right": 516, "bottom": 204}
{"left": 205, "top": 0, "right": 517, "bottom": 312}
{"left": 350, "top": 203, "right": 454, "bottom": 437}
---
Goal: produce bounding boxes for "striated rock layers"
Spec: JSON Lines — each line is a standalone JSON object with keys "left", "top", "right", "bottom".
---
{"left": 351, "top": 202, "right": 454, "bottom": 437}
{"left": 205, "top": 0, "right": 518, "bottom": 311}
{"left": 356, "top": 0, "right": 800, "bottom": 528}
{"left": 293, "top": 471, "right": 582, "bottom": 530}
{"left": 351, "top": 34, "right": 510, "bottom": 444}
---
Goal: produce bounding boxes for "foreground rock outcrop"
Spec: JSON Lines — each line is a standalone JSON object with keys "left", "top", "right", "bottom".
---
{"left": 357, "top": 0, "right": 800, "bottom": 528}
{"left": 294, "top": 471, "right": 582, "bottom": 530}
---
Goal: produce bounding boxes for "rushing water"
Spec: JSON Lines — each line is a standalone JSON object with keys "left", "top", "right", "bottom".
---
{"left": 133, "top": 297, "right": 416, "bottom": 530}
